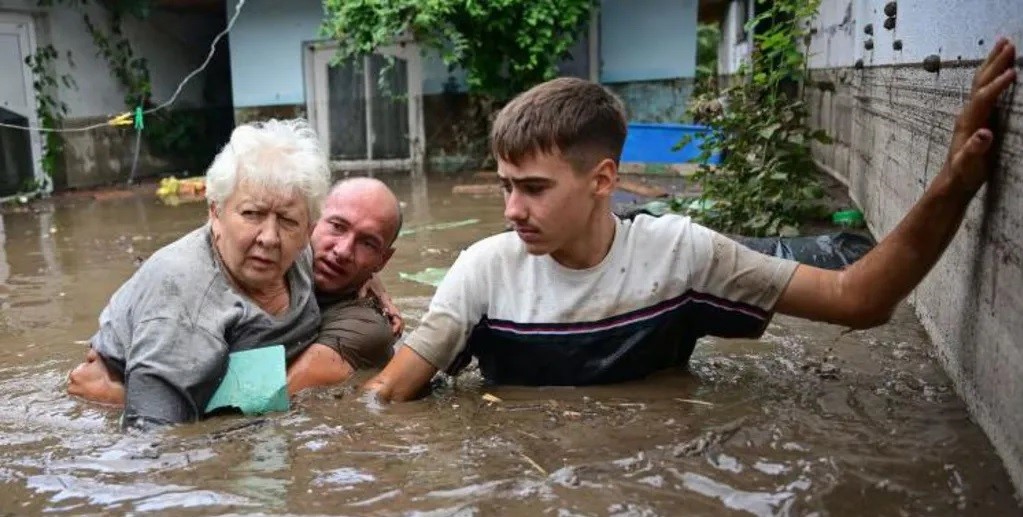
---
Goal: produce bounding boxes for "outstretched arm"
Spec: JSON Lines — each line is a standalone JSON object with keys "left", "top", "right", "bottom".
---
{"left": 775, "top": 38, "right": 1017, "bottom": 328}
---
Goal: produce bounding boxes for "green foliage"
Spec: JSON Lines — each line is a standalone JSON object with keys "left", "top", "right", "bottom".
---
{"left": 33, "top": 0, "right": 208, "bottom": 172}
{"left": 694, "top": 23, "right": 721, "bottom": 95}
{"left": 683, "top": 0, "right": 829, "bottom": 237}
{"left": 321, "top": 0, "right": 596, "bottom": 101}
{"left": 24, "top": 45, "right": 77, "bottom": 179}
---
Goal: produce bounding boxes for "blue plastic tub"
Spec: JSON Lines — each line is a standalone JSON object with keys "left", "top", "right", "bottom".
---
{"left": 621, "top": 123, "right": 721, "bottom": 165}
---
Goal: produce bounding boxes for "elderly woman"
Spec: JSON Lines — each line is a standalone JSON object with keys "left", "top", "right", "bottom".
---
{"left": 67, "top": 118, "right": 331, "bottom": 429}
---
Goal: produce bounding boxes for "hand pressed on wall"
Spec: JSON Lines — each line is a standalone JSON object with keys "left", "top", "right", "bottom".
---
{"left": 944, "top": 38, "right": 1017, "bottom": 194}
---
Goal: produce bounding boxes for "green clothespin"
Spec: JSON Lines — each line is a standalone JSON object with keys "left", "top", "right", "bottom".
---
{"left": 133, "top": 106, "right": 144, "bottom": 131}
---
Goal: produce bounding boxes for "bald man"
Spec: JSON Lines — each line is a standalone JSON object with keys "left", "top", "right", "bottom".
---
{"left": 286, "top": 177, "right": 404, "bottom": 394}
{"left": 69, "top": 178, "right": 405, "bottom": 404}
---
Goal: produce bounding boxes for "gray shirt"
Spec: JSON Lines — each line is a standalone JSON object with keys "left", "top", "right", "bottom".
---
{"left": 90, "top": 224, "right": 320, "bottom": 429}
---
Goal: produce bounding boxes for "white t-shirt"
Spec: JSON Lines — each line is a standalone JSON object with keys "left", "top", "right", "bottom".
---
{"left": 405, "top": 213, "right": 799, "bottom": 385}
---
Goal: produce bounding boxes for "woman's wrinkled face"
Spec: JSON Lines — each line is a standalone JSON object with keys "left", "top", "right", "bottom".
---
{"left": 209, "top": 180, "right": 311, "bottom": 295}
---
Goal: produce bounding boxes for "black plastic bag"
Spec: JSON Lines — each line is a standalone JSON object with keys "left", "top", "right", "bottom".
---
{"left": 732, "top": 232, "right": 875, "bottom": 270}
{"left": 613, "top": 203, "right": 875, "bottom": 270}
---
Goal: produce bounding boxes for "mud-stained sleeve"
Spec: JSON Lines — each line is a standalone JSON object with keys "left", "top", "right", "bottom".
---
{"left": 402, "top": 247, "right": 487, "bottom": 371}
{"left": 684, "top": 223, "right": 799, "bottom": 337}
{"left": 316, "top": 299, "right": 396, "bottom": 369}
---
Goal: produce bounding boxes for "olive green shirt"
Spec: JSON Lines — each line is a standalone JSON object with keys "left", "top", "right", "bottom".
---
{"left": 310, "top": 291, "right": 396, "bottom": 369}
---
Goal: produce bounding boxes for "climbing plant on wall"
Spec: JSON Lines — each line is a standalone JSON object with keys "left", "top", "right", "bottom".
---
{"left": 693, "top": 23, "right": 721, "bottom": 96}
{"left": 682, "top": 0, "right": 831, "bottom": 237}
{"left": 82, "top": 10, "right": 152, "bottom": 106}
{"left": 321, "top": 0, "right": 596, "bottom": 102}
{"left": 33, "top": 0, "right": 211, "bottom": 173}
{"left": 24, "top": 45, "right": 77, "bottom": 182}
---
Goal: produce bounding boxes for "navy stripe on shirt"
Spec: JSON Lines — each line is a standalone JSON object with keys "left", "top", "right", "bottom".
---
{"left": 447, "top": 289, "right": 772, "bottom": 386}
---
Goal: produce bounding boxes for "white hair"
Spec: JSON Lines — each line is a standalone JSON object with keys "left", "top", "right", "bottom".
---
{"left": 205, "top": 118, "right": 331, "bottom": 220}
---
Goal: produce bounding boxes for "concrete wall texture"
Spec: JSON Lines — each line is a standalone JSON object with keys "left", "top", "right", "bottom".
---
{"left": 803, "top": 0, "right": 1023, "bottom": 494}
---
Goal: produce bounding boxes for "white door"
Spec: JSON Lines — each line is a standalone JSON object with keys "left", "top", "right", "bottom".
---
{"left": 305, "top": 40, "right": 425, "bottom": 174}
{"left": 0, "top": 13, "right": 43, "bottom": 193}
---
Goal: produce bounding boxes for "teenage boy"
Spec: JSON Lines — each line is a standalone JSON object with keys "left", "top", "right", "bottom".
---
{"left": 364, "top": 40, "right": 1017, "bottom": 401}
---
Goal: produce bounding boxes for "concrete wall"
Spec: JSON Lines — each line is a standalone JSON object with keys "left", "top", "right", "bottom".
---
{"left": 802, "top": 0, "right": 1023, "bottom": 494}
{"left": 605, "top": 79, "right": 694, "bottom": 123}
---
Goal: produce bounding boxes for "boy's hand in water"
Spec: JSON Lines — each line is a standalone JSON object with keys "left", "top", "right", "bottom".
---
{"left": 944, "top": 37, "right": 1017, "bottom": 194}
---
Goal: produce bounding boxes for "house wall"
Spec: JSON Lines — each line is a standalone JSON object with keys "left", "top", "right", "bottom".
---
{"left": 227, "top": 0, "right": 703, "bottom": 165}
{"left": 0, "top": 0, "right": 224, "bottom": 189}
{"left": 600, "top": 0, "right": 698, "bottom": 122}
{"left": 717, "top": 0, "right": 753, "bottom": 75}
{"left": 227, "top": 0, "right": 459, "bottom": 124}
{"left": 227, "top": 0, "right": 319, "bottom": 118}
{"left": 799, "top": 0, "right": 1023, "bottom": 494}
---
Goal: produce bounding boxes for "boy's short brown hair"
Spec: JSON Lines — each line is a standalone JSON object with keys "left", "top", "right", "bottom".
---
{"left": 491, "top": 77, "right": 627, "bottom": 173}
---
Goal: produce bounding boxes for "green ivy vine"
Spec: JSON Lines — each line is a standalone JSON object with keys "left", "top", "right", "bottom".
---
{"left": 322, "top": 0, "right": 596, "bottom": 102}
{"left": 24, "top": 44, "right": 77, "bottom": 182}
{"left": 82, "top": 10, "right": 152, "bottom": 108}
{"left": 681, "top": 0, "right": 831, "bottom": 237}
{"left": 30, "top": 0, "right": 210, "bottom": 177}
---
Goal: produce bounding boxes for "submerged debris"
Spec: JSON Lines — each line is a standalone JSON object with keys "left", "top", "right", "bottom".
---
{"left": 398, "top": 267, "right": 450, "bottom": 287}
{"left": 672, "top": 419, "right": 745, "bottom": 457}
{"left": 398, "top": 219, "right": 479, "bottom": 237}
{"left": 803, "top": 354, "right": 841, "bottom": 379}
{"left": 156, "top": 176, "right": 206, "bottom": 203}
{"left": 675, "top": 398, "right": 714, "bottom": 407}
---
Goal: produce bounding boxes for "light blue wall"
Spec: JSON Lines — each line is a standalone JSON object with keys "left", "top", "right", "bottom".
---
{"left": 228, "top": 0, "right": 700, "bottom": 105}
{"left": 228, "top": 0, "right": 322, "bottom": 107}
{"left": 228, "top": 0, "right": 461, "bottom": 106}
{"left": 599, "top": 0, "right": 698, "bottom": 83}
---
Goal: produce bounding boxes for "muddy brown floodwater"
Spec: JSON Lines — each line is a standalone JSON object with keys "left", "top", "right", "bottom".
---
{"left": 0, "top": 174, "right": 1018, "bottom": 516}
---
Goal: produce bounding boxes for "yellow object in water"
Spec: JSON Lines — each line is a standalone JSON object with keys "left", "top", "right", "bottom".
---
{"left": 156, "top": 176, "right": 206, "bottom": 203}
